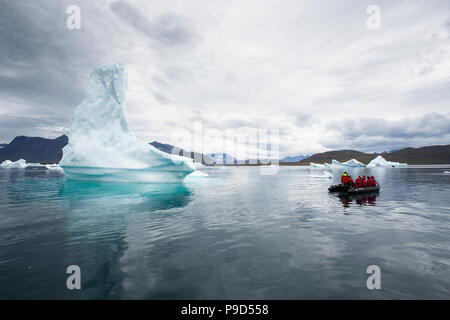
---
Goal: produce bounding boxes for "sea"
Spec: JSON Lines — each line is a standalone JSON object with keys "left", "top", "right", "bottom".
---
{"left": 0, "top": 165, "right": 449, "bottom": 299}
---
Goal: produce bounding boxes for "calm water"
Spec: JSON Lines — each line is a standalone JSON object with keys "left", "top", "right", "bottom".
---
{"left": 0, "top": 166, "right": 449, "bottom": 299}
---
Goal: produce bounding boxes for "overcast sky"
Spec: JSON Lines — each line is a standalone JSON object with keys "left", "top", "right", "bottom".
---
{"left": 0, "top": 0, "right": 449, "bottom": 157}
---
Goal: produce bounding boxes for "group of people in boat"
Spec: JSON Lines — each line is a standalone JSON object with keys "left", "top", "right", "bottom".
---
{"left": 341, "top": 172, "right": 377, "bottom": 189}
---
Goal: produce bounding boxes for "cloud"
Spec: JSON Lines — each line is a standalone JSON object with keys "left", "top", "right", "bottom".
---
{"left": 293, "top": 112, "right": 313, "bottom": 127}
{"left": 110, "top": 0, "right": 198, "bottom": 46}
{"left": 0, "top": 114, "right": 69, "bottom": 143}
{"left": 324, "top": 113, "right": 450, "bottom": 152}
{"left": 0, "top": 0, "right": 449, "bottom": 156}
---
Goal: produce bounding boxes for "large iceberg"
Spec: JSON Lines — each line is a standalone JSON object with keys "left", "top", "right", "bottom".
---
{"left": 60, "top": 63, "right": 195, "bottom": 182}
{"left": 331, "top": 159, "right": 366, "bottom": 168}
{"left": 366, "top": 155, "right": 407, "bottom": 168}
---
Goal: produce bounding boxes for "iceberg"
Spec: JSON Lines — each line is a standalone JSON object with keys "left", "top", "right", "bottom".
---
{"left": 366, "top": 155, "right": 407, "bottom": 168}
{"left": 1, "top": 159, "right": 27, "bottom": 168}
{"left": 331, "top": 159, "right": 366, "bottom": 168}
{"left": 0, "top": 159, "right": 64, "bottom": 170}
{"left": 45, "top": 164, "right": 64, "bottom": 171}
{"left": 309, "top": 162, "right": 325, "bottom": 168}
{"left": 60, "top": 63, "right": 195, "bottom": 182}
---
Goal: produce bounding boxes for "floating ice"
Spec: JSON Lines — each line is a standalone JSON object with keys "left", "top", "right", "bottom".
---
{"left": 310, "top": 156, "right": 407, "bottom": 169}
{"left": 187, "top": 171, "right": 209, "bottom": 177}
{"left": 331, "top": 159, "right": 366, "bottom": 168}
{"left": 45, "top": 164, "right": 64, "bottom": 171}
{"left": 1, "top": 159, "right": 27, "bottom": 168}
{"left": 60, "top": 63, "right": 195, "bottom": 182}
{"left": 0, "top": 159, "right": 62, "bottom": 170}
{"left": 366, "top": 155, "right": 407, "bottom": 168}
{"left": 26, "top": 163, "right": 43, "bottom": 167}
{"left": 309, "top": 162, "right": 325, "bottom": 168}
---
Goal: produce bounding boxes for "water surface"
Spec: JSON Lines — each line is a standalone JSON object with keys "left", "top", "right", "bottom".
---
{"left": 0, "top": 166, "right": 449, "bottom": 299}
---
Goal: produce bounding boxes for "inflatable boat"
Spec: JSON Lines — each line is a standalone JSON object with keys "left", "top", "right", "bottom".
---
{"left": 328, "top": 182, "right": 380, "bottom": 194}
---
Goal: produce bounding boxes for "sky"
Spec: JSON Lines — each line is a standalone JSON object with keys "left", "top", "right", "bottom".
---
{"left": 0, "top": 0, "right": 449, "bottom": 158}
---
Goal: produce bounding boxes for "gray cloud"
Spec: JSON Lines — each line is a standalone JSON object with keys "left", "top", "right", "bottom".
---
{"left": 0, "top": 0, "right": 199, "bottom": 142}
{"left": 110, "top": 0, "right": 198, "bottom": 46}
{"left": 324, "top": 113, "right": 450, "bottom": 152}
{"left": 0, "top": 1, "right": 86, "bottom": 102}
{"left": 0, "top": 0, "right": 107, "bottom": 141}
{"left": 293, "top": 112, "right": 313, "bottom": 127}
{"left": 0, "top": 0, "right": 449, "bottom": 156}
{"left": 0, "top": 114, "right": 69, "bottom": 143}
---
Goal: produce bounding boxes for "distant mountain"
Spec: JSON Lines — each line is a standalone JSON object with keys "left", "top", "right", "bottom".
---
{"left": 298, "top": 150, "right": 372, "bottom": 165}
{"left": 150, "top": 141, "right": 213, "bottom": 165}
{"left": 297, "top": 145, "right": 450, "bottom": 165}
{"left": 0, "top": 144, "right": 7, "bottom": 149}
{"left": 0, "top": 135, "right": 68, "bottom": 164}
{"left": 208, "top": 153, "right": 237, "bottom": 165}
{"left": 149, "top": 141, "right": 178, "bottom": 154}
{"left": 385, "top": 145, "right": 450, "bottom": 165}
{"left": 2, "top": 134, "right": 448, "bottom": 166}
{"left": 280, "top": 154, "right": 309, "bottom": 162}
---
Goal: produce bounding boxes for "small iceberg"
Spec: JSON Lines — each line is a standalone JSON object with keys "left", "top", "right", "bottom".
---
{"left": 366, "top": 155, "right": 407, "bottom": 168}
{"left": 187, "top": 171, "right": 209, "bottom": 177}
{"left": 60, "top": 63, "right": 195, "bottom": 182}
{"left": 1, "top": 159, "right": 27, "bottom": 168}
{"left": 310, "top": 162, "right": 325, "bottom": 168}
{"left": 45, "top": 164, "right": 64, "bottom": 171}
{"left": 331, "top": 159, "right": 366, "bottom": 168}
{"left": 0, "top": 159, "right": 63, "bottom": 171}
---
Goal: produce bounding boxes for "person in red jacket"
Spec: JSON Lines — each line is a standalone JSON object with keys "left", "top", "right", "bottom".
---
{"left": 347, "top": 176, "right": 354, "bottom": 187}
{"left": 355, "top": 176, "right": 364, "bottom": 188}
{"left": 341, "top": 172, "right": 349, "bottom": 185}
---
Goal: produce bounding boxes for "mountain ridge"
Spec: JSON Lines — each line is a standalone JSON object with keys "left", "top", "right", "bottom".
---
{"left": 150, "top": 141, "right": 212, "bottom": 165}
{"left": 281, "top": 154, "right": 310, "bottom": 162}
{"left": 293, "top": 145, "right": 450, "bottom": 165}
{"left": 1, "top": 134, "right": 449, "bottom": 165}
{"left": 0, "top": 135, "right": 68, "bottom": 164}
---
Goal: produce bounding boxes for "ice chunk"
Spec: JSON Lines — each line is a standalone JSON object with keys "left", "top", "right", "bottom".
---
{"left": 366, "top": 155, "right": 407, "bottom": 168}
{"left": 60, "top": 63, "right": 195, "bottom": 182}
{"left": 186, "top": 171, "right": 209, "bottom": 177}
{"left": 1, "top": 159, "right": 27, "bottom": 168}
{"left": 45, "top": 164, "right": 64, "bottom": 171}
{"left": 0, "top": 159, "right": 64, "bottom": 170}
{"left": 309, "top": 162, "right": 325, "bottom": 168}
{"left": 331, "top": 159, "right": 366, "bottom": 167}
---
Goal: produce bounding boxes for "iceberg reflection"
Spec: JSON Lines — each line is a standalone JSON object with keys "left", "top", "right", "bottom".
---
{"left": 59, "top": 179, "right": 193, "bottom": 212}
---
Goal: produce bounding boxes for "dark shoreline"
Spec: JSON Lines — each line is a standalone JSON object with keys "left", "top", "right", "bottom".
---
{"left": 213, "top": 163, "right": 450, "bottom": 167}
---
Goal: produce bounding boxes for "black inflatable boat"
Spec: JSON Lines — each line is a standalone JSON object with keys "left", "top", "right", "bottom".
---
{"left": 328, "top": 183, "right": 380, "bottom": 194}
